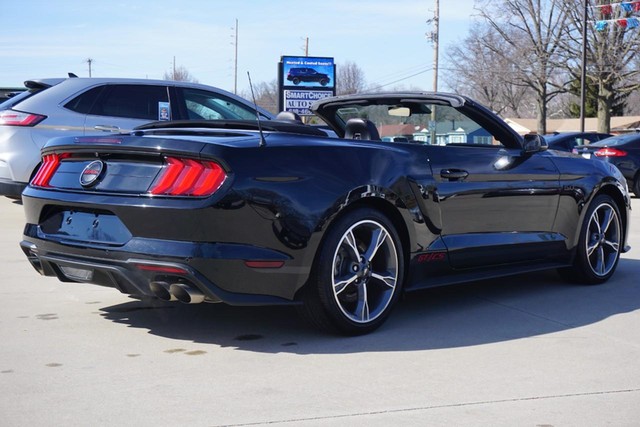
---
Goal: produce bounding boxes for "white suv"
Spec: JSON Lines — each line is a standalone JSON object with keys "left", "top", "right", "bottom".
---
{"left": 0, "top": 77, "right": 272, "bottom": 198}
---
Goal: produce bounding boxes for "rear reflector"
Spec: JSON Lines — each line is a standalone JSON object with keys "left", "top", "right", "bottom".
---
{"left": 0, "top": 109, "right": 46, "bottom": 126}
{"left": 244, "top": 260, "right": 285, "bottom": 269}
{"left": 595, "top": 147, "right": 627, "bottom": 157}
{"left": 150, "top": 156, "right": 226, "bottom": 197}
{"left": 134, "top": 264, "right": 188, "bottom": 274}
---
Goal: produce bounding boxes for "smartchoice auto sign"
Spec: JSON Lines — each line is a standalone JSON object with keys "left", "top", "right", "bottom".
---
{"left": 279, "top": 56, "right": 336, "bottom": 116}
{"left": 282, "top": 90, "right": 334, "bottom": 116}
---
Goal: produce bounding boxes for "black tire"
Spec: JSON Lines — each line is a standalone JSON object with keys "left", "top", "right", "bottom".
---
{"left": 292, "top": 77, "right": 300, "bottom": 85}
{"left": 558, "top": 194, "right": 622, "bottom": 284}
{"left": 297, "top": 208, "right": 404, "bottom": 335}
{"left": 320, "top": 78, "right": 329, "bottom": 86}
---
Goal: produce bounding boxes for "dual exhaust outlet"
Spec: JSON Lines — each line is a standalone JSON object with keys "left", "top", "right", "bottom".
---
{"left": 149, "top": 281, "right": 205, "bottom": 304}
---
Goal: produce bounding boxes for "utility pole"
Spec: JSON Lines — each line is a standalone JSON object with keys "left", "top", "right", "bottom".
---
{"left": 233, "top": 18, "right": 238, "bottom": 94}
{"left": 579, "top": 0, "right": 588, "bottom": 133}
{"left": 173, "top": 56, "right": 176, "bottom": 80}
{"left": 304, "top": 37, "right": 309, "bottom": 56}
{"left": 426, "top": 0, "right": 440, "bottom": 144}
{"left": 432, "top": 0, "right": 439, "bottom": 92}
{"left": 86, "top": 58, "right": 94, "bottom": 77}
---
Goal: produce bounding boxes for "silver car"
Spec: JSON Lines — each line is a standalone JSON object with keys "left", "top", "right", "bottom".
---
{"left": 0, "top": 77, "right": 273, "bottom": 198}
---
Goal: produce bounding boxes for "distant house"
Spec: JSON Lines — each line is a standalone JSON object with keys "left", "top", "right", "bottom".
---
{"left": 505, "top": 117, "right": 640, "bottom": 135}
{"left": 379, "top": 124, "right": 417, "bottom": 139}
{"left": 379, "top": 120, "right": 494, "bottom": 145}
{"left": 413, "top": 120, "right": 494, "bottom": 145}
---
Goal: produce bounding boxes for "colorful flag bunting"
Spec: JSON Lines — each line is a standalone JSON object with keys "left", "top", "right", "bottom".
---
{"left": 593, "top": 2, "right": 640, "bottom": 31}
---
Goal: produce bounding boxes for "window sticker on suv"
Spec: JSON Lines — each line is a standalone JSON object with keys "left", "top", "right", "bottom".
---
{"left": 159, "top": 102, "right": 171, "bottom": 121}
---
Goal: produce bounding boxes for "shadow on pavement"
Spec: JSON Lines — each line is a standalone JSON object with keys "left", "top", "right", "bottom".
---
{"left": 99, "top": 257, "right": 640, "bottom": 354}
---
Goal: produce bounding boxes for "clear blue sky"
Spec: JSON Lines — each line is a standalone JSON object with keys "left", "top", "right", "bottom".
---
{"left": 0, "top": 0, "right": 477, "bottom": 92}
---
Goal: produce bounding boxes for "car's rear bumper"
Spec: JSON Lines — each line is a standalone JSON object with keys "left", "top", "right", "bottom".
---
{"left": 0, "top": 178, "right": 26, "bottom": 199}
{"left": 20, "top": 230, "right": 304, "bottom": 306}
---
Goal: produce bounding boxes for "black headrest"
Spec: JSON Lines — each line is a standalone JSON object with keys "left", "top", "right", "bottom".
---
{"left": 344, "top": 118, "right": 380, "bottom": 141}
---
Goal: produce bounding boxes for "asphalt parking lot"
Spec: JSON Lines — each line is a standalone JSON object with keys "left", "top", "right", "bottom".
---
{"left": 1, "top": 195, "right": 639, "bottom": 426}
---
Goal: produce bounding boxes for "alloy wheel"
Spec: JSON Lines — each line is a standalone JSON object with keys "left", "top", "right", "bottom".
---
{"left": 331, "top": 220, "right": 399, "bottom": 324}
{"left": 585, "top": 202, "right": 621, "bottom": 277}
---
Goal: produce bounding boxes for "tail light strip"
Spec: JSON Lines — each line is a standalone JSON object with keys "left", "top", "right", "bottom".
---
{"left": 150, "top": 157, "right": 226, "bottom": 197}
{"left": 31, "top": 153, "right": 69, "bottom": 187}
{"left": 595, "top": 148, "right": 627, "bottom": 157}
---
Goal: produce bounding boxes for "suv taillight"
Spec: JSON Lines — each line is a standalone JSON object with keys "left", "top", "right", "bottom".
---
{"left": 149, "top": 157, "right": 226, "bottom": 197}
{"left": 594, "top": 147, "right": 627, "bottom": 157}
{"left": 0, "top": 109, "right": 46, "bottom": 126}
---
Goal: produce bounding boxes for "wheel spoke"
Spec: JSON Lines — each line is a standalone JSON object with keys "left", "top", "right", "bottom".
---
{"left": 343, "top": 230, "right": 361, "bottom": 260}
{"left": 333, "top": 274, "right": 358, "bottom": 295}
{"left": 363, "top": 227, "right": 388, "bottom": 263}
{"left": 354, "top": 283, "right": 370, "bottom": 322}
{"left": 591, "top": 212, "right": 602, "bottom": 234}
{"left": 587, "top": 240, "right": 599, "bottom": 257}
{"left": 595, "top": 246, "right": 605, "bottom": 275}
{"left": 371, "top": 271, "right": 397, "bottom": 289}
{"left": 603, "top": 239, "right": 619, "bottom": 253}
{"left": 600, "top": 207, "right": 614, "bottom": 234}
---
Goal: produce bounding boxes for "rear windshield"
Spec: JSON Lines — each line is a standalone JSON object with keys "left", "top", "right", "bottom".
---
{"left": 590, "top": 135, "right": 636, "bottom": 147}
{"left": 0, "top": 88, "right": 43, "bottom": 110}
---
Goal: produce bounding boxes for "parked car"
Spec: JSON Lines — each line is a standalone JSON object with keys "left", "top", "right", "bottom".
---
{"left": 573, "top": 133, "right": 640, "bottom": 196}
{"left": 544, "top": 131, "right": 612, "bottom": 151}
{"left": 286, "top": 68, "right": 330, "bottom": 86}
{"left": 0, "top": 77, "right": 273, "bottom": 199}
{"left": 20, "top": 92, "right": 630, "bottom": 335}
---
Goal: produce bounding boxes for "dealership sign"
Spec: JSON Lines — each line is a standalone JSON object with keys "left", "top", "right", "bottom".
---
{"left": 283, "top": 90, "right": 334, "bottom": 115}
{"left": 279, "top": 56, "right": 336, "bottom": 116}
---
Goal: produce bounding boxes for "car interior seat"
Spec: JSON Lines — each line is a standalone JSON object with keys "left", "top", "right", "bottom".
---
{"left": 344, "top": 118, "right": 380, "bottom": 141}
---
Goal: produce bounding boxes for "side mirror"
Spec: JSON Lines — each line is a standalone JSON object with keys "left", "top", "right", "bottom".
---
{"left": 522, "top": 134, "right": 548, "bottom": 154}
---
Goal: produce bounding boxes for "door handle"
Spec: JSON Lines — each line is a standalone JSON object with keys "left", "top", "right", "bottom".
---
{"left": 440, "top": 169, "right": 469, "bottom": 180}
{"left": 94, "top": 125, "right": 121, "bottom": 133}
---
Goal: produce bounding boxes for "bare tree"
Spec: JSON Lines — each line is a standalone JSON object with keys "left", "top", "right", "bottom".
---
{"left": 336, "top": 61, "right": 366, "bottom": 95}
{"left": 560, "top": 0, "right": 640, "bottom": 132}
{"left": 163, "top": 65, "right": 199, "bottom": 83}
{"left": 445, "top": 26, "right": 532, "bottom": 117}
{"left": 476, "top": 0, "right": 569, "bottom": 134}
{"left": 240, "top": 79, "right": 279, "bottom": 114}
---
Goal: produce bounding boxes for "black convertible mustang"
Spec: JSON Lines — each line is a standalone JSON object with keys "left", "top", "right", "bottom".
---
{"left": 20, "top": 93, "right": 631, "bottom": 334}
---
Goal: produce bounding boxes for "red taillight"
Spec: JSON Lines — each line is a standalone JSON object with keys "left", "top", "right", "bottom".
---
{"left": 31, "top": 153, "right": 70, "bottom": 187}
{"left": 595, "top": 147, "right": 627, "bottom": 157}
{"left": 0, "top": 110, "right": 46, "bottom": 126}
{"left": 149, "top": 157, "right": 226, "bottom": 197}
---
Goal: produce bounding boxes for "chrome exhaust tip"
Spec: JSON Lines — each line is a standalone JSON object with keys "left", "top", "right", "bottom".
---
{"left": 169, "top": 283, "right": 205, "bottom": 304}
{"left": 149, "top": 281, "right": 177, "bottom": 302}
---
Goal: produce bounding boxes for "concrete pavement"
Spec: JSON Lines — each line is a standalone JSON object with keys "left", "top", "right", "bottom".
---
{"left": 1, "top": 195, "right": 639, "bottom": 426}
